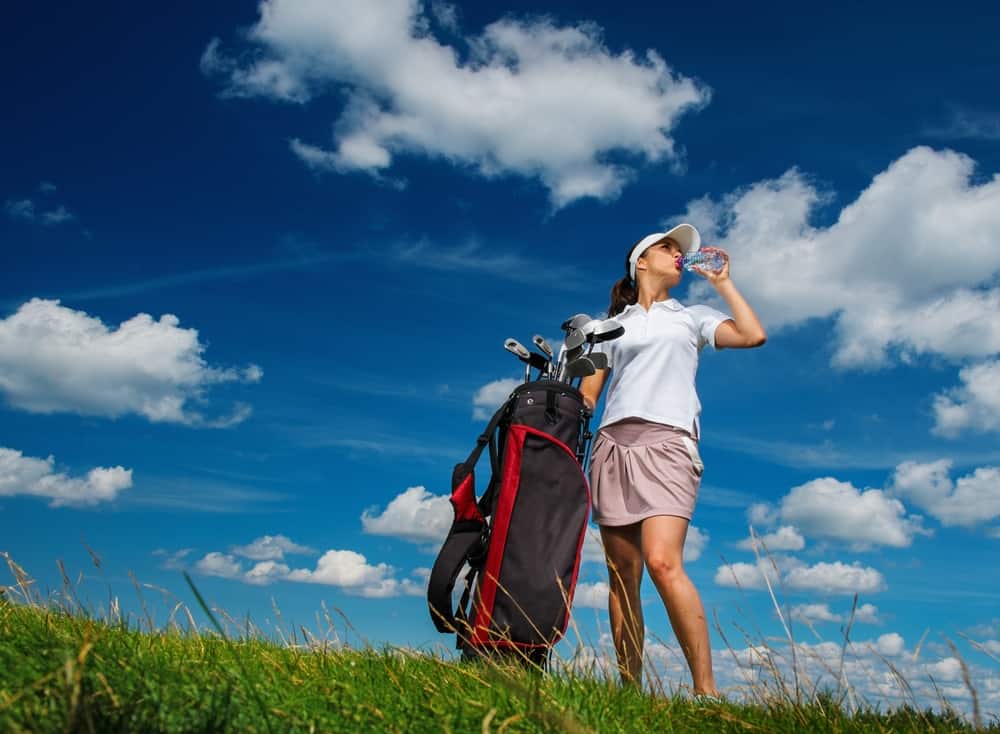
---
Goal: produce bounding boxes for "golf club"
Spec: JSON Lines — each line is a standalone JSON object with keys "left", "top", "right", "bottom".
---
{"left": 532, "top": 335, "right": 554, "bottom": 377}
{"left": 504, "top": 338, "right": 532, "bottom": 382}
{"left": 560, "top": 313, "right": 592, "bottom": 333}
{"left": 565, "top": 355, "right": 597, "bottom": 386}
{"left": 557, "top": 328, "right": 587, "bottom": 381}
{"left": 506, "top": 338, "right": 551, "bottom": 382}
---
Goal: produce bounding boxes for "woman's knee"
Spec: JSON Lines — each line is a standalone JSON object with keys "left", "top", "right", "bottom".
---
{"left": 605, "top": 555, "right": 643, "bottom": 589}
{"left": 644, "top": 553, "right": 686, "bottom": 585}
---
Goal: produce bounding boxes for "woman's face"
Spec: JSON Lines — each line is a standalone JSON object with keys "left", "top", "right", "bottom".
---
{"left": 638, "top": 237, "right": 684, "bottom": 281}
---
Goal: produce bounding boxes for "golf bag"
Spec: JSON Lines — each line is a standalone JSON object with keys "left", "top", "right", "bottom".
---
{"left": 427, "top": 379, "right": 592, "bottom": 664}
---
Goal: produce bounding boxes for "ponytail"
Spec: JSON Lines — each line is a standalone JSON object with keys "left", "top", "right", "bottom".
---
{"left": 607, "top": 241, "right": 642, "bottom": 316}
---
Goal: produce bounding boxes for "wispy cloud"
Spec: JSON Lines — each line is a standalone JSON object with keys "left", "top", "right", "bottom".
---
{"left": 4, "top": 199, "right": 36, "bottom": 221}
{"left": 5, "top": 181, "right": 78, "bottom": 228}
{"left": 4, "top": 237, "right": 597, "bottom": 312}
{"left": 40, "top": 206, "right": 76, "bottom": 225}
{"left": 924, "top": 106, "right": 1000, "bottom": 141}
{"left": 297, "top": 432, "right": 463, "bottom": 461}
{"left": 393, "top": 240, "right": 598, "bottom": 291}
{"left": 4, "top": 251, "right": 364, "bottom": 309}
{"left": 306, "top": 372, "right": 463, "bottom": 404}
{"left": 711, "top": 429, "right": 1000, "bottom": 470}
{"left": 122, "top": 476, "right": 288, "bottom": 513}
{"left": 698, "top": 484, "right": 759, "bottom": 509}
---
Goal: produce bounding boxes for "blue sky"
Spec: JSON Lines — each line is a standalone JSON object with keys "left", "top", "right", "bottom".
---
{"left": 3, "top": 0, "right": 1000, "bottom": 712}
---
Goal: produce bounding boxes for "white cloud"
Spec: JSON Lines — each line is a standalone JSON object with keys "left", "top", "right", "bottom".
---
{"left": 202, "top": 0, "right": 711, "bottom": 207}
{"left": 230, "top": 534, "right": 316, "bottom": 561}
{"left": 0, "top": 299, "right": 261, "bottom": 427}
{"left": 738, "top": 525, "right": 805, "bottom": 552}
{"left": 790, "top": 603, "right": 841, "bottom": 624}
{"left": 361, "top": 486, "right": 452, "bottom": 544}
{"left": 891, "top": 460, "right": 1000, "bottom": 527}
{"left": 784, "top": 561, "right": 886, "bottom": 595}
{"left": 873, "top": 632, "right": 905, "bottom": 657}
{"left": 288, "top": 549, "right": 425, "bottom": 598}
{"left": 244, "top": 560, "right": 292, "bottom": 586}
{"left": 778, "top": 477, "right": 927, "bottom": 548}
{"left": 932, "top": 359, "right": 1000, "bottom": 436}
{"left": 790, "top": 602, "right": 881, "bottom": 626}
{"left": 473, "top": 378, "right": 520, "bottom": 420}
{"left": 195, "top": 552, "right": 244, "bottom": 579}
{"left": 679, "top": 146, "right": 1000, "bottom": 369}
{"left": 716, "top": 558, "right": 885, "bottom": 595}
{"left": 0, "top": 446, "right": 132, "bottom": 507}
{"left": 573, "top": 581, "right": 609, "bottom": 609}
{"left": 714, "top": 561, "right": 775, "bottom": 590}
{"left": 288, "top": 549, "right": 390, "bottom": 587}
{"left": 581, "top": 527, "right": 605, "bottom": 564}
{"left": 193, "top": 544, "right": 425, "bottom": 598}
{"left": 684, "top": 525, "right": 708, "bottom": 562}
{"left": 967, "top": 619, "right": 1000, "bottom": 638}
{"left": 855, "top": 603, "right": 881, "bottom": 625}
{"left": 747, "top": 502, "right": 779, "bottom": 527}
{"left": 924, "top": 657, "right": 964, "bottom": 682}
{"left": 153, "top": 548, "right": 194, "bottom": 570}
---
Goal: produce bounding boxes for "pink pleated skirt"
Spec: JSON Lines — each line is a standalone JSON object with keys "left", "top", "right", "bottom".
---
{"left": 588, "top": 418, "right": 704, "bottom": 526}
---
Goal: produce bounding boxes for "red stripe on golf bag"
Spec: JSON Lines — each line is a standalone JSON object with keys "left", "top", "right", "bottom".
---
{"left": 450, "top": 471, "right": 484, "bottom": 523}
{"left": 469, "top": 424, "right": 590, "bottom": 650}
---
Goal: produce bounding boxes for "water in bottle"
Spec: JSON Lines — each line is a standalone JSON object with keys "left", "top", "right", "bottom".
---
{"left": 682, "top": 246, "right": 727, "bottom": 274}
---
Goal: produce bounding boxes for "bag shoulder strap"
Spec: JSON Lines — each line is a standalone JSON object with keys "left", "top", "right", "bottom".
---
{"left": 427, "top": 519, "right": 486, "bottom": 632}
{"left": 427, "top": 397, "right": 513, "bottom": 633}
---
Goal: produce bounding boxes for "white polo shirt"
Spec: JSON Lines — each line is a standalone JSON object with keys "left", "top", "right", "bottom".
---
{"left": 593, "top": 299, "right": 730, "bottom": 438}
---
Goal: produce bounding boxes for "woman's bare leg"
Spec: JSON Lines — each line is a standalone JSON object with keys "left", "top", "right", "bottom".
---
{"left": 599, "top": 523, "right": 644, "bottom": 685}
{"left": 640, "top": 515, "right": 718, "bottom": 695}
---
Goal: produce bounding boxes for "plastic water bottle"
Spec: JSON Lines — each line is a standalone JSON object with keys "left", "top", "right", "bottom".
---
{"left": 682, "top": 246, "right": 727, "bottom": 274}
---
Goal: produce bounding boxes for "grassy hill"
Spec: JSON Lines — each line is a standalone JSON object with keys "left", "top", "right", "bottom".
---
{"left": 1, "top": 585, "right": 993, "bottom": 734}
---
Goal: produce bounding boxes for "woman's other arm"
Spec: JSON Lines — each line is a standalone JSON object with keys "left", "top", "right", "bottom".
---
{"left": 579, "top": 368, "right": 610, "bottom": 410}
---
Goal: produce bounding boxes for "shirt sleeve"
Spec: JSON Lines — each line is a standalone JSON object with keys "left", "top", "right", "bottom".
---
{"left": 688, "top": 304, "right": 731, "bottom": 351}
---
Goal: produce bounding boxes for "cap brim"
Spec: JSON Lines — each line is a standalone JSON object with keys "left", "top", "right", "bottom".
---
{"left": 661, "top": 223, "right": 701, "bottom": 254}
{"left": 628, "top": 223, "right": 703, "bottom": 281}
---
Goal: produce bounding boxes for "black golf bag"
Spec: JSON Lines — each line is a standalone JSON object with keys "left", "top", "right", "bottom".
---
{"left": 427, "top": 379, "right": 593, "bottom": 664}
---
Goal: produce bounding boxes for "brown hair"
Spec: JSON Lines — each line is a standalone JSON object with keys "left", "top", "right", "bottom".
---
{"left": 607, "top": 238, "right": 643, "bottom": 317}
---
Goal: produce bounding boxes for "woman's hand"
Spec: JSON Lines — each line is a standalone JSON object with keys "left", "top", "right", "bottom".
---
{"left": 690, "top": 250, "right": 730, "bottom": 286}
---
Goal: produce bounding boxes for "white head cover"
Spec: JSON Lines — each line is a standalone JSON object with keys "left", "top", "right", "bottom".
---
{"left": 628, "top": 223, "right": 701, "bottom": 282}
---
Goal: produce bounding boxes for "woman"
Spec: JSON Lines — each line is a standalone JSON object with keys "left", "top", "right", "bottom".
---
{"left": 579, "top": 223, "right": 766, "bottom": 696}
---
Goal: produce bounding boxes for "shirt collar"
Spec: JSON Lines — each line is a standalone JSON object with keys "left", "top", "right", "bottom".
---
{"left": 622, "top": 298, "right": 684, "bottom": 315}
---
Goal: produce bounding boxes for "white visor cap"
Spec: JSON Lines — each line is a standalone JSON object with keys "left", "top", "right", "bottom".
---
{"left": 628, "top": 223, "right": 702, "bottom": 282}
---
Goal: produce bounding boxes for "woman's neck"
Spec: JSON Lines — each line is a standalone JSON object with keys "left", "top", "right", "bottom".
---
{"left": 637, "top": 283, "right": 672, "bottom": 310}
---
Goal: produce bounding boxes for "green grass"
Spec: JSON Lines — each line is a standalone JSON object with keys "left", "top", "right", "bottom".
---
{"left": 1, "top": 591, "right": 993, "bottom": 734}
